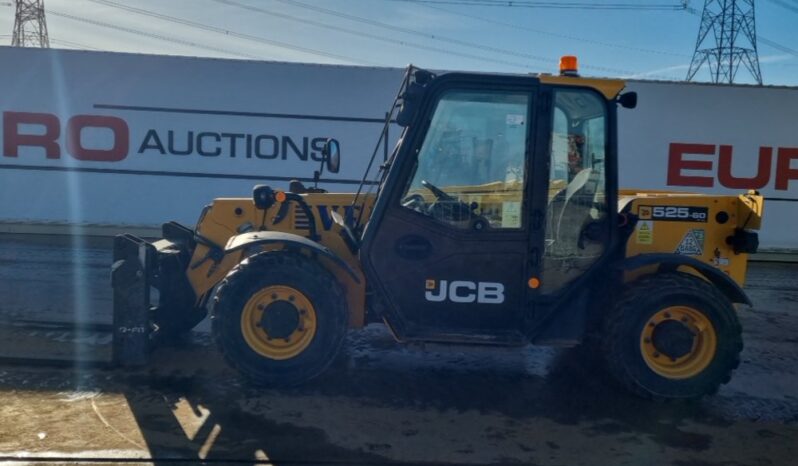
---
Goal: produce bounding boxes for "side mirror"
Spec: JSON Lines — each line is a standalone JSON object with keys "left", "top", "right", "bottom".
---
{"left": 322, "top": 139, "right": 341, "bottom": 174}
{"left": 618, "top": 92, "right": 637, "bottom": 109}
{"left": 253, "top": 185, "right": 276, "bottom": 209}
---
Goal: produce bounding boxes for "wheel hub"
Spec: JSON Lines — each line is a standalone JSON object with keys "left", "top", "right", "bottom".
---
{"left": 260, "top": 301, "right": 300, "bottom": 340}
{"left": 639, "top": 305, "right": 718, "bottom": 380}
{"left": 650, "top": 319, "right": 695, "bottom": 360}
{"left": 240, "top": 285, "right": 317, "bottom": 360}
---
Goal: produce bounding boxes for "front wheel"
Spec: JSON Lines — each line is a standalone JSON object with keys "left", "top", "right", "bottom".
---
{"left": 602, "top": 272, "right": 743, "bottom": 400}
{"left": 211, "top": 251, "right": 348, "bottom": 387}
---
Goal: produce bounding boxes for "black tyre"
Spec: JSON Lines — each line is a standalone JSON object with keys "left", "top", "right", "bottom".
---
{"left": 602, "top": 272, "right": 743, "bottom": 400}
{"left": 211, "top": 251, "right": 348, "bottom": 387}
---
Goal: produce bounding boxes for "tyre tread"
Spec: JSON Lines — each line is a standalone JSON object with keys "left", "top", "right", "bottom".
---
{"left": 602, "top": 272, "right": 743, "bottom": 401}
{"left": 211, "top": 251, "right": 347, "bottom": 387}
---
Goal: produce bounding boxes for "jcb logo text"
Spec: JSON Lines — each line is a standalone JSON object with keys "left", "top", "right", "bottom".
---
{"left": 424, "top": 279, "right": 505, "bottom": 304}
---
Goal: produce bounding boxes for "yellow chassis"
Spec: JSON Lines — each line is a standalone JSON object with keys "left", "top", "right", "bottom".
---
{"left": 185, "top": 188, "right": 762, "bottom": 329}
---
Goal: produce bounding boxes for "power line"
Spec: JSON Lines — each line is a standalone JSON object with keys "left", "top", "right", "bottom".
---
{"left": 765, "top": 0, "right": 798, "bottom": 15}
{"left": 86, "top": 0, "right": 375, "bottom": 65}
{"left": 224, "top": 0, "right": 553, "bottom": 67}
{"left": 385, "top": 0, "right": 686, "bottom": 10}
{"left": 47, "top": 9, "right": 263, "bottom": 60}
{"left": 49, "top": 37, "right": 102, "bottom": 51}
{"left": 212, "top": 0, "right": 550, "bottom": 71}
{"left": 394, "top": 0, "right": 688, "bottom": 57}
{"left": 267, "top": 0, "right": 644, "bottom": 75}
{"left": 758, "top": 36, "right": 798, "bottom": 59}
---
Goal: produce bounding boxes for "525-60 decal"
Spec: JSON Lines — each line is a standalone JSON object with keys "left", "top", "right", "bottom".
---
{"left": 639, "top": 205, "right": 708, "bottom": 223}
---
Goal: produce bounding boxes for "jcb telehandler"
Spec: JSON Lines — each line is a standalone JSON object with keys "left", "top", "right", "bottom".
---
{"left": 112, "top": 57, "right": 763, "bottom": 400}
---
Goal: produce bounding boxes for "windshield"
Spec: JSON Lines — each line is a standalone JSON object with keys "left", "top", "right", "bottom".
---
{"left": 400, "top": 89, "right": 530, "bottom": 229}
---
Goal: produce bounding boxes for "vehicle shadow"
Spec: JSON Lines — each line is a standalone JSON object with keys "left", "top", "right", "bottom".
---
{"left": 0, "top": 330, "right": 743, "bottom": 464}
{"left": 121, "top": 333, "right": 725, "bottom": 464}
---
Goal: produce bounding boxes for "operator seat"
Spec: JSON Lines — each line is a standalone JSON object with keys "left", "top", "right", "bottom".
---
{"left": 546, "top": 168, "right": 595, "bottom": 258}
{"left": 540, "top": 168, "right": 603, "bottom": 292}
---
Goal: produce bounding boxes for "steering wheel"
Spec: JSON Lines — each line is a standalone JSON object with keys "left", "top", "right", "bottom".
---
{"left": 401, "top": 193, "right": 427, "bottom": 212}
{"left": 421, "top": 180, "right": 455, "bottom": 201}
{"left": 421, "top": 180, "right": 485, "bottom": 225}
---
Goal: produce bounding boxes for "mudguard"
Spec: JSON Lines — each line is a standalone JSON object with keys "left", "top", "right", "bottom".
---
{"left": 617, "top": 253, "right": 751, "bottom": 305}
{"left": 225, "top": 231, "right": 360, "bottom": 284}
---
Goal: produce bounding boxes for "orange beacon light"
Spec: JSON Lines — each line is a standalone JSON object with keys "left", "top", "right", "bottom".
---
{"left": 559, "top": 55, "right": 579, "bottom": 77}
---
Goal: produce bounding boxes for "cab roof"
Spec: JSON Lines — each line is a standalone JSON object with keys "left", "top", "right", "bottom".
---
{"left": 419, "top": 67, "right": 627, "bottom": 100}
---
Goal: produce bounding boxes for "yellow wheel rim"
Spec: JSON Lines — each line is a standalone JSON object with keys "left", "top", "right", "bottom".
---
{"left": 240, "top": 285, "right": 317, "bottom": 360}
{"left": 639, "top": 306, "right": 717, "bottom": 380}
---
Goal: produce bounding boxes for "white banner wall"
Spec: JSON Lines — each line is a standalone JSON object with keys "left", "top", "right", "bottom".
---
{"left": 0, "top": 47, "right": 403, "bottom": 226}
{"left": 1, "top": 48, "right": 795, "bottom": 250}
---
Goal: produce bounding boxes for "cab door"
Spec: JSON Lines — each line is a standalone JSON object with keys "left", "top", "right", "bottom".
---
{"left": 361, "top": 79, "right": 543, "bottom": 341}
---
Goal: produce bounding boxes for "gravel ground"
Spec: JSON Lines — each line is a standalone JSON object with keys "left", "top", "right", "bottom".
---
{"left": 0, "top": 234, "right": 795, "bottom": 465}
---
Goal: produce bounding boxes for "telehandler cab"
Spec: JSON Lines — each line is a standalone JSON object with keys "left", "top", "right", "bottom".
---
{"left": 112, "top": 57, "right": 763, "bottom": 400}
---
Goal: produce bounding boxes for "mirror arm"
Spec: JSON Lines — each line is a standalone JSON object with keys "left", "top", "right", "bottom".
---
{"left": 313, "top": 169, "right": 321, "bottom": 189}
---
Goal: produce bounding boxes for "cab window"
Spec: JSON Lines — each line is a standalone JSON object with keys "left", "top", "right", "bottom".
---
{"left": 400, "top": 90, "right": 530, "bottom": 231}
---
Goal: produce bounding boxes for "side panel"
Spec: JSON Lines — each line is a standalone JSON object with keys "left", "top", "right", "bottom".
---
{"left": 623, "top": 194, "right": 758, "bottom": 287}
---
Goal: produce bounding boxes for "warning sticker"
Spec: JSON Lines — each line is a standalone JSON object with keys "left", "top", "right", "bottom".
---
{"left": 502, "top": 201, "right": 522, "bottom": 228}
{"left": 713, "top": 257, "right": 730, "bottom": 266}
{"left": 506, "top": 114, "right": 525, "bottom": 126}
{"left": 675, "top": 229, "right": 705, "bottom": 256}
{"left": 636, "top": 220, "right": 653, "bottom": 244}
{"left": 712, "top": 247, "right": 730, "bottom": 266}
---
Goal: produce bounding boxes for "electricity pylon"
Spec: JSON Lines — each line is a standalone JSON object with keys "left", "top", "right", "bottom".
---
{"left": 686, "top": 0, "right": 761, "bottom": 85}
{"left": 11, "top": 0, "right": 50, "bottom": 48}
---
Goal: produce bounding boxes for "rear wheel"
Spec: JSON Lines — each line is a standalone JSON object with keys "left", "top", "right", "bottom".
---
{"left": 211, "top": 251, "right": 348, "bottom": 387}
{"left": 602, "top": 272, "right": 742, "bottom": 400}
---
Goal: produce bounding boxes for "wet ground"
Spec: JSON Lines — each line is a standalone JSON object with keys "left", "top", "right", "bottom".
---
{"left": 0, "top": 234, "right": 796, "bottom": 465}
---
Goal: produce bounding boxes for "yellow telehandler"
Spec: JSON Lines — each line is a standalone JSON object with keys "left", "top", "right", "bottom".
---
{"left": 112, "top": 58, "right": 763, "bottom": 400}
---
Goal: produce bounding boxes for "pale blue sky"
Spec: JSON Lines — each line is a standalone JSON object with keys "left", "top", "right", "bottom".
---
{"left": 2, "top": 0, "right": 796, "bottom": 85}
